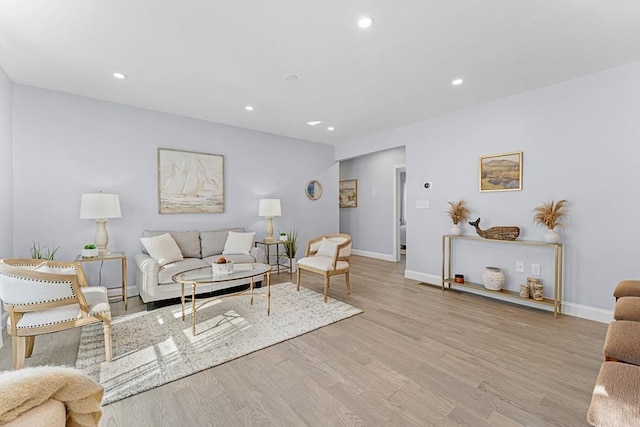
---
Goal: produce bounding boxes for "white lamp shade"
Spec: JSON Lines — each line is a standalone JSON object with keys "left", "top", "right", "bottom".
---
{"left": 258, "top": 198, "right": 281, "bottom": 217}
{"left": 80, "top": 193, "right": 122, "bottom": 219}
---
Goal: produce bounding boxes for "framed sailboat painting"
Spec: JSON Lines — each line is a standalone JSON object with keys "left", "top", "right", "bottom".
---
{"left": 158, "top": 148, "right": 225, "bottom": 214}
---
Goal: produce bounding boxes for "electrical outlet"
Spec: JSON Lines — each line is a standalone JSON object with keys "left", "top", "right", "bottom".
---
{"left": 515, "top": 261, "right": 525, "bottom": 273}
{"left": 531, "top": 264, "right": 541, "bottom": 276}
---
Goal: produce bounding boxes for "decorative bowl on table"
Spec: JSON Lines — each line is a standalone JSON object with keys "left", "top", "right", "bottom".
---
{"left": 212, "top": 257, "right": 233, "bottom": 275}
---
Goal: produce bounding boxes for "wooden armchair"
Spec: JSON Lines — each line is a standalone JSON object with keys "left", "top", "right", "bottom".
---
{"left": 0, "top": 259, "right": 112, "bottom": 369}
{"left": 296, "top": 233, "right": 352, "bottom": 303}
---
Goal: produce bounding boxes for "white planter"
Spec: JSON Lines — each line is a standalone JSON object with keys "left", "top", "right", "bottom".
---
{"left": 82, "top": 248, "right": 99, "bottom": 258}
{"left": 279, "top": 235, "right": 288, "bottom": 241}
{"left": 280, "top": 257, "right": 296, "bottom": 273}
{"left": 543, "top": 229, "right": 560, "bottom": 243}
{"left": 450, "top": 224, "right": 462, "bottom": 236}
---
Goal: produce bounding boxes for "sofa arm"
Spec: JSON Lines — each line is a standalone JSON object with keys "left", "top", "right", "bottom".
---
{"left": 251, "top": 247, "right": 267, "bottom": 264}
{"left": 135, "top": 253, "right": 160, "bottom": 290}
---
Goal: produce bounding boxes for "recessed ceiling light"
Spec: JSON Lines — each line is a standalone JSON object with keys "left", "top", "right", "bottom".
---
{"left": 452, "top": 78, "right": 464, "bottom": 86}
{"left": 245, "top": 106, "right": 254, "bottom": 111}
{"left": 284, "top": 74, "right": 298, "bottom": 81}
{"left": 307, "top": 121, "right": 322, "bottom": 126}
{"left": 113, "top": 72, "right": 127, "bottom": 79}
{"left": 327, "top": 127, "right": 335, "bottom": 131}
{"left": 358, "top": 17, "right": 374, "bottom": 28}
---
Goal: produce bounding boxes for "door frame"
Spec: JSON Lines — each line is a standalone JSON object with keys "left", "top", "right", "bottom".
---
{"left": 392, "top": 164, "right": 406, "bottom": 262}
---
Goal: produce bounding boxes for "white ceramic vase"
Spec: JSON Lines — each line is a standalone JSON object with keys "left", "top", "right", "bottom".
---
{"left": 450, "top": 224, "right": 462, "bottom": 236}
{"left": 543, "top": 228, "right": 560, "bottom": 243}
{"left": 483, "top": 267, "right": 505, "bottom": 291}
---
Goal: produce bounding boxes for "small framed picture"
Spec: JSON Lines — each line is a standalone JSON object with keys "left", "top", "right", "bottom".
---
{"left": 479, "top": 151, "right": 522, "bottom": 192}
{"left": 339, "top": 179, "right": 358, "bottom": 208}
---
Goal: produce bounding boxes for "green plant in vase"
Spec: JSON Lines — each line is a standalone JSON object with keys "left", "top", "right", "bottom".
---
{"left": 82, "top": 243, "right": 99, "bottom": 258}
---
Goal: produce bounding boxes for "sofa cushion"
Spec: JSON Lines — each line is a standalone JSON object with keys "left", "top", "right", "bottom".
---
{"left": 140, "top": 233, "right": 184, "bottom": 267}
{"left": 587, "top": 362, "right": 640, "bottom": 427}
{"left": 200, "top": 228, "right": 244, "bottom": 258}
{"left": 157, "top": 258, "right": 209, "bottom": 285}
{"left": 222, "top": 231, "right": 255, "bottom": 255}
{"left": 603, "top": 321, "right": 640, "bottom": 365}
{"left": 141, "top": 230, "right": 201, "bottom": 258}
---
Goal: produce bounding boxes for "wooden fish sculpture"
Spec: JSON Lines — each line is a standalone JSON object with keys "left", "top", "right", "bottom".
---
{"left": 468, "top": 218, "right": 520, "bottom": 241}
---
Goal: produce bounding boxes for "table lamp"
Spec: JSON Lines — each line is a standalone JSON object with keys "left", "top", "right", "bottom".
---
{"left": 258, "top": 198, "right": 281, "bottom": 242}
{"left": 80, "top": 193, "right": 121, "bottom": 254}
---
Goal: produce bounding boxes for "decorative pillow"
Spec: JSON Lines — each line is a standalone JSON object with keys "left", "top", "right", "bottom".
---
{"left": 222, "top": 231, "right": 256, "bottom": 255}
{"left": 316, "top": 238, "right": 338, "bottom": 257}
{"left": 140, "top": 233, "right": 184, "bottom": 266}
{"left": 141, "top": 230, "right": 200, "bottom": 258}
{"left": 201, "top": 228, "right": 245, "bottom": 258}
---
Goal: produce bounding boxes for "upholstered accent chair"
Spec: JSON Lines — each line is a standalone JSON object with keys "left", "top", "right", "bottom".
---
{"left": 296, "top": 233, "right": 352, "bottom": 303}
{"left": 0, "top": 259, "right": 112, "bottom": 369}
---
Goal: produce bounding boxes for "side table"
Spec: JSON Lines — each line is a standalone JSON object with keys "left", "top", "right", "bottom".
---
{"left": 75, "top": 251, "right": 128, "bottom": 310}
{"left": 255, "top": 240, "right": 292, "bottom": 276}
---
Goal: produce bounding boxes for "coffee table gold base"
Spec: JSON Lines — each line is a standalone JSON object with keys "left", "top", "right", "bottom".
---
{"left": 177, "top": 266, "right": 271, "bottom": 336}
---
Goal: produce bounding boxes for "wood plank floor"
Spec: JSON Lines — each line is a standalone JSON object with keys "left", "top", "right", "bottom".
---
{"left": 0, "top": 256, "right": 607, "bottom": 426}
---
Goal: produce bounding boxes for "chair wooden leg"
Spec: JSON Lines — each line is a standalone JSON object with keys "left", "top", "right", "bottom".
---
{"left": 345, "top": 271, "right": 351, "bottom": 295}
{"left": 12, "top": 336, "right": 26, "bottom": 369}
{"left": 296, "top": 268, "right": 301, "bottom": 291}
{"left": 25, "top": 336, "right": 35, "bottom": 358}
{"left": 104, "top": 321, "right": 113, "bottom": 362}
{"left": 324, "top": 275, "right": 330, "bottom": 303}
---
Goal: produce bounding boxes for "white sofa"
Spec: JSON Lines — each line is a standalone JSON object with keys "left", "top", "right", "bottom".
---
{"left": 135, "top": 228, "right": 267, "bottom": 309}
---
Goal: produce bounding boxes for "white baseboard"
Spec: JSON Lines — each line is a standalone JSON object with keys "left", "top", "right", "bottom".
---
{"left": 351, "top": 249, "right": 396, "bottom": 262}
{"left": 404, "top": 270, "right": 612, "bottom": 324}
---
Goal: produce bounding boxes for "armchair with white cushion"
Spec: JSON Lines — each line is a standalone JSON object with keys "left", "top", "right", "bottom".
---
{"left": 296, "top": 233, "right": 352, "bottom": 303}
{"left": 0, "top": 259, "right": 112, "bottom": 369}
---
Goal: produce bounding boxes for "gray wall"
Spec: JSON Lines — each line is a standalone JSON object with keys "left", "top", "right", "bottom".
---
{"left": 339, "top": 146, "right": 405, "bottom": 258}
{"left": 0, "top": 67, "right": 12, "bottom": 345}
{"left": 9, "top": 84, "right": 338, "bottom": 290}
{"left": 336, "top": 62, "right": 640, "bottom": 321}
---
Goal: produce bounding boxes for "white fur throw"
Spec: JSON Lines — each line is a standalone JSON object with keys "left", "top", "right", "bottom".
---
{"left": 0, "top": 366, "right": 103, "bottom": 426}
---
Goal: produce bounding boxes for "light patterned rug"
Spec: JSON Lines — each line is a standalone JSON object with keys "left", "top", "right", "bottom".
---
{"left": 75, "top": 282, "right": 362, "bottom": 405}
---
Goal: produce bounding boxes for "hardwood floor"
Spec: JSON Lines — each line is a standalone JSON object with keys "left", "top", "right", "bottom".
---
{"left": 0, "top": 256, "right": 607, "bottom": 426}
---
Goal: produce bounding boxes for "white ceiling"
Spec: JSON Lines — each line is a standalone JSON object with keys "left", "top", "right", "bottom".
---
{"left": 1, "top": 1, "right": 639, "bottom": 146}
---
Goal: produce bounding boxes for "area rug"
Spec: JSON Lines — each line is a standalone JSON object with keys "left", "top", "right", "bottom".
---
{"left": 75, "top": 282, "right": 362, "bottom": 405}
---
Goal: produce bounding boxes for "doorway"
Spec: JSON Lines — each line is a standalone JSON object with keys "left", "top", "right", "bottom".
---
{"left": 393, "top": 165, "right": 406, "bottom": 262}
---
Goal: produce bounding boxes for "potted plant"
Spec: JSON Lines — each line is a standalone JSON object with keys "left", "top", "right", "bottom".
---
{"left": 29, "top": 241, "right": 60, "bottom": 260}
{"left": 82, "top": 243, "right": 99, "bottom": 258}
{"left": 445, "top": 199, "right": 471, "bottom": 235}
{"left": 533, "top": 199, "right": 568, "bottom": 243}
{"left": 280, "top": 228, "right": 298, "bottom": 272}
{"left": 279, "top": 232, "right": 288, "bottom": 241}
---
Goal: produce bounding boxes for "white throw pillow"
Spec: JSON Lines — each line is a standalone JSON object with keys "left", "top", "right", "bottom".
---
{"left": 222, "top": 231, "right": 256, "bottom": 255}
{"left": 316, "top": 238, "right": 338, "bottom": 257}
{"left": 140, "top": 233, "right": 184, "bottom": 266}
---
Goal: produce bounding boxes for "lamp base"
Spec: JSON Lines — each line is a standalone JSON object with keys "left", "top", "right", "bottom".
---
{"left": 94, "top": 219, "right": 111, "bottom": 256}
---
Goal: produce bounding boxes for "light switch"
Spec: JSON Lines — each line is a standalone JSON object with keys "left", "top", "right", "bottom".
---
{"left": 416, "top": 200, "right": 430, "bottom": 209}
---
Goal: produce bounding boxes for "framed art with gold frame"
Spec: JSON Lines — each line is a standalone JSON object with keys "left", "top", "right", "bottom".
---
{"left": 158, "top": 148, "right": 225, "bottom": 213}
{"left": 479, "top": 151, "right": 522, "bottom": 192}
{"left": 339, "top": 179, "right": 358, "bottom": 208}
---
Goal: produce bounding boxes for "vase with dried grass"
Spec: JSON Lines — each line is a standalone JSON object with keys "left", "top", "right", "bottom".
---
{"left": 533, "top": 199, "right": 568, "bottom": 243}
{"left": 446, "top": 199, "right": 471, "bottom": 236}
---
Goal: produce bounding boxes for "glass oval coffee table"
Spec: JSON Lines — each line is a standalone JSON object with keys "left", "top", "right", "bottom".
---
{"left": 172, "top": 263, "right": 272, "bottom": 335}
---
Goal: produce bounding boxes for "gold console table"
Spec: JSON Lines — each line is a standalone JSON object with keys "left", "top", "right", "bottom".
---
{"left": 441, "top": 235, "right": 563, "bottom": 318}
